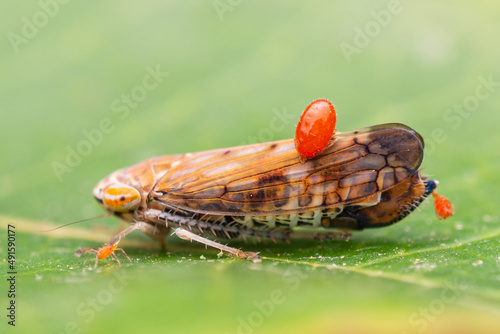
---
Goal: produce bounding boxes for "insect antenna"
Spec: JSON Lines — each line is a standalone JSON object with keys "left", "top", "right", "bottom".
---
{"left": 40, "top": 213, "right": 111, "bottom": 232}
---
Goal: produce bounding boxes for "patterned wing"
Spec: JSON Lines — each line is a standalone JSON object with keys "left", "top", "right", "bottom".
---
{"left": 151, "top": 123, "right": 424, "bottom": 216}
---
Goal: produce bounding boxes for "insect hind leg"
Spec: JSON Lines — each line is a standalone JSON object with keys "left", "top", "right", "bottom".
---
{"left": 173, "top": 227, "right": 262, "bottom": 263}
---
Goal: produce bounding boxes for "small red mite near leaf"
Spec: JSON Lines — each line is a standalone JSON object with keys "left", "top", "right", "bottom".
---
{"left": 432, "top": 191, "right": 455, "bottom": 220}
{"left": 295, "top": 99, "right": 337, "bottom": 161}
{"left": 76, "top": 244, "right": 131, "bottom": 268}
{"left": 97, "top": 245, "right": 118, "bottom": 259}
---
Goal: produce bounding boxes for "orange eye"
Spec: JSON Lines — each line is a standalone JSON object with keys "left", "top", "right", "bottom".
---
{"left": 102, "top": 184, "right": 141, "bottom": 213}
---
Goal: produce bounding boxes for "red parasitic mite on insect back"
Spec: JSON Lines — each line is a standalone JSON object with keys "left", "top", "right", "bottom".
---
{"left": 432, "top": 191, "right": 455, "bottom": 220}
{"left": 294, "top": 99, "right": 337, "bottom": 161}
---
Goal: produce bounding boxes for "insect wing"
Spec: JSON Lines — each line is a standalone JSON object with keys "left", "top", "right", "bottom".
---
{"left": 152, "top": 124, "right": 424, "bottom": 216}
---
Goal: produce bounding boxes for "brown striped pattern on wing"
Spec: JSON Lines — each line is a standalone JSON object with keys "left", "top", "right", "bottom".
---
{"left": 151, "top": 124, "right": 424, "bottom": 216}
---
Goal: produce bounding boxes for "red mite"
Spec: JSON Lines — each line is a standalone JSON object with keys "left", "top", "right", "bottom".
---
{"left": 76, "top": 244, "right": 131, "bottom": 268}
{"left": 295, "top": 99, "right": 337, "bottom": 161}
{"left": 97, "top": 245, "right": 117, "bottom": 259}
{"left": 432, "top": 191, "right": 455, "bottom": 220}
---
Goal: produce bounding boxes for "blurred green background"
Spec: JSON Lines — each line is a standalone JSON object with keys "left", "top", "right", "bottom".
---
{"left": 1, "top": 1, "right": 500, "bottom": 333}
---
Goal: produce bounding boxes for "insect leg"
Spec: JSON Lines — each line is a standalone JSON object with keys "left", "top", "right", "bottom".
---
{"left": 106, "top": 222, "right": 146, "bottom": 246}
{"left": 75, "top": 247, "right": 97, "bottom": 266}
{"left": 103, "top": 247, "right": 131, "bottom": 267}
{"left": 75, "top": 247, "right": 105, "bottom": 268}
{"left": 173, "top": 228, "right": 262, "bottom": 263}
{"left": 107, "top": 221, "right": 169, "bottom": 248}
{"left": 116, "top": 248, "right": 132, "bottom": 262}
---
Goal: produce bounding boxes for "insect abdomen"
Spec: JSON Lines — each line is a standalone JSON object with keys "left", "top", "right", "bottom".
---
{"left": 231, "top": 206, "right": 343, "bottom": 229}
{"left": 329, "top": 172, "right": 436, "bottom": 229}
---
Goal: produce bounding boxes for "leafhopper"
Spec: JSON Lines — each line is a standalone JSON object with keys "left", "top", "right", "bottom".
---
{"left": 85, "top": 123, "right": 449, "bottom": 264}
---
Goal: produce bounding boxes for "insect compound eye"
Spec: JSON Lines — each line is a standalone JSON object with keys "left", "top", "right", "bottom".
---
{"left": 102, "top": 183, "right": 141, "bottom": 213}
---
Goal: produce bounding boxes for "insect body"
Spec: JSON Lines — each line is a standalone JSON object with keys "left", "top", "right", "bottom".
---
{"left": 432, "top": 191, "right": 455, "bottom": 220}
{"left": 89, "top": 123, "right": 443, "bottom": 263}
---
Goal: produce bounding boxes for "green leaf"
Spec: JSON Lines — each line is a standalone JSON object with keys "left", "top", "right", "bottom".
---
{"left": 1, "top": 1, "right": 500, "bottom": 333}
